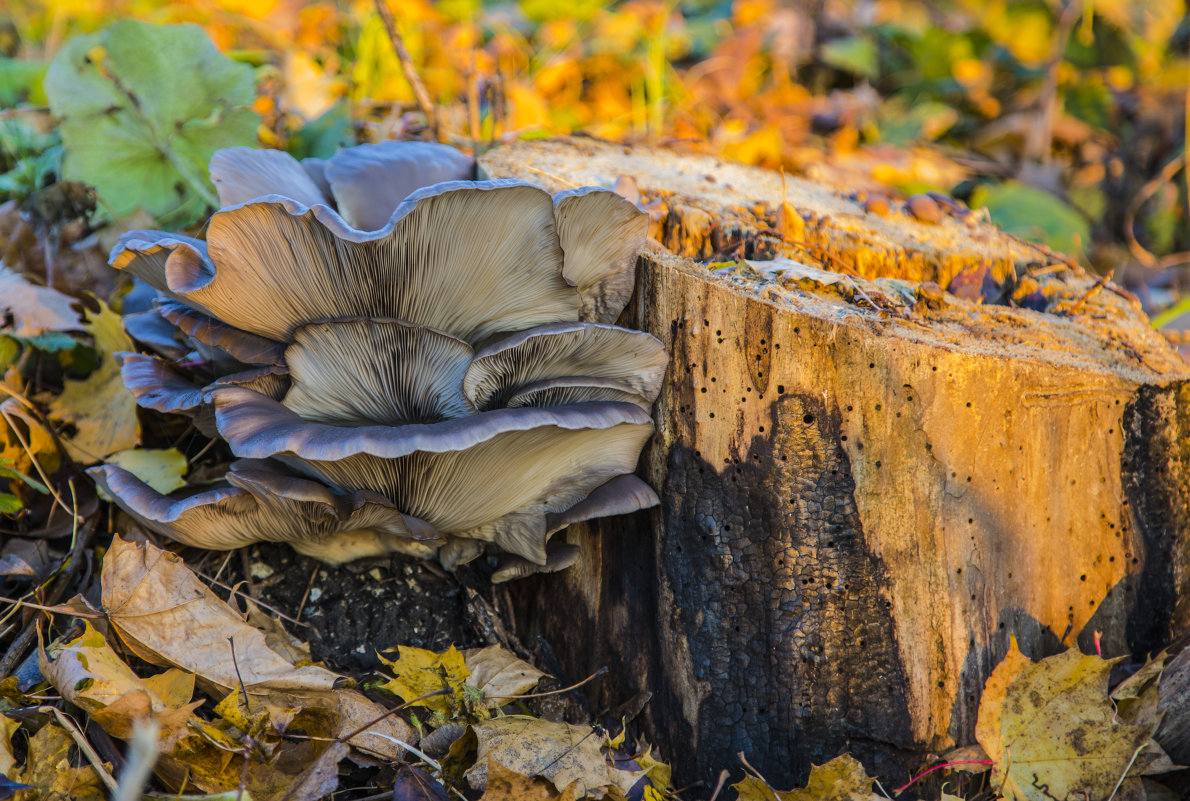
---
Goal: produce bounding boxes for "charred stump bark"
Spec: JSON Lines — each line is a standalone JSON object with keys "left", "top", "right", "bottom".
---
{"left": 478, "top": 137, "right": 1190, "bottom": 787}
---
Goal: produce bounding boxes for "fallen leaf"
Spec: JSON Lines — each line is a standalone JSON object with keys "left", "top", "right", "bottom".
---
{"left": 39, "top": 621, "right": 201, "bottom": 750}
{"left": 463, "top": 645, "right": 546, "bottom": 706}
{"left": 464, "top": 716, "right": 642, "bottom": 798}
{"left": 105, "top": 447, "right": 188, "bottom": 494}
{"left": 380, "top": 645, "right": 472, "bottom": 719}
{"left": 393, "top": 765, "right": 450, "bottom": 801}
{"left": 99, "top": 537, "right": 412, "bottom": 763}
{"left": 48, "top": 300, "right": 139, "bottom": 463}
{"left": 975, "top": 639, "right": 1163, "bottom": 801}
{"left": 0, "top": 716, "right": 19, "bottom": 775}
{"left": 478, "top": 758, "right": 579, "bottom": 800}
{"left": 10, "top": 723, "right": 107, "bottom": 801}
{"left": 0, "top": 267, "right": 80, "bottom": 337}
{"left": 101, "top": 536, "right": 340, "bottom": 696}
{"left": 732, "top": 754, "right": 881, "bottom": 801}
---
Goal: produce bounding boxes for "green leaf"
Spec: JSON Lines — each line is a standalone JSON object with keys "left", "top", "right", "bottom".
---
{"left": 19, "top": 331, "right": 81, "bottom": 354}
{"left": 288, "top": 101, "right": 354, "bottom": 161}
{"left": 970, "top": 181, "right": 1091, "bottom": 257}
{"left": 44, "top": 21, "right": 260, "bottom": 228}
{"left": 105, "top": 448, "right": 188, "bottom": 494}
{"left": 821, "top": 36, "right": 879, "bottom": 79}
{"left": 0, "top": 460, "right": 49, "bottom": 495}
{"left": 0, "top": 58, "right": 48, "bottom": 106}
{"left": 0, "top": 493, "right": 22, "bottom": 514}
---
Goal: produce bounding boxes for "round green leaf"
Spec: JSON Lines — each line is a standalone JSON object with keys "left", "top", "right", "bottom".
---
{"left": 44, "top": 20, "right": 260, "bottom": 228}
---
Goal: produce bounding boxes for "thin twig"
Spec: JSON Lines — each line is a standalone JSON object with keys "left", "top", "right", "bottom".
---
{"left": 1064, "top": 269, "right": 1114, "bottom": 316}
{"left": 1123, "top": 152, "right": 1190, "bottom": 269}
{"left": 706, "top": 770, "right": 730, "bottom": 801}
{"left": 484, "top": 666, "right": 608, "bottom": 699}
{"left": 373, "top": 0, "right": 439, "bottom": 140}
{"left": 192, "top": 569, "right": 312, "bottom": 629}
{"left": 35, "top": 705, "right": 120, "bottom": 793}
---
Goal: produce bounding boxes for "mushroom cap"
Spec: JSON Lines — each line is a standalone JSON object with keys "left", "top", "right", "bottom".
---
{"left": 123, "top": 308, "right": 187, "bottom": 360}
{"left": 553, "top": 187, "right": 648, "bottom": 323}
{"left": 156, "top": 299, "right": 286, "bottom": 367}
{"left": 212, "top": 387, "right": 653, "bottom": 535}
{"left": 503, "top": 376, "right": 650, "bottom": 410}
{"left": 118, "top": 352, "right": 205, "bottom": 416}
{"left": 492, "top": 543, "right": 582, "bottom": 583}
{"left": 209, "top": 141, "right": 476, "bottom": 233}
{"left": 464, "top": 322, "right": 668, "bottom": 410}
{"left": 89, "top": 459, "right": 438, "bottom": 558}
{"left": 282, "top": 317, "right": 475, "bottom": 426}
{"left": 108, "top": 231, "right": 220, "bottom": 318}
{"left": 210, "top": 146, "right": 330, "bottom": 209}
{"left": 113, "top": 181, "right": 581, "bottom": 343}
{"left": 322, "top": 141, "right": 475, "bottom": 231}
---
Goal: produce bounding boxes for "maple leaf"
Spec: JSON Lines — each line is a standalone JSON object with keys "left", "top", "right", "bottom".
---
{"left": 975, "top": 638, "right": 1169, "bottom": 801}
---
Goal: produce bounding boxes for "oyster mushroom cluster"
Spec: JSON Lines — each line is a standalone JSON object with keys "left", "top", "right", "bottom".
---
{"left": 89, "top": 141, "right": 668, "bottom": 582}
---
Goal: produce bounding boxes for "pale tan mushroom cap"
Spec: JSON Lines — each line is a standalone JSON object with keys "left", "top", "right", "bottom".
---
{"left": 103, "top": 141, "right": 664, "bottom": 574}
{"left": 88, "top": 460, "right": 438, "bottom": 559}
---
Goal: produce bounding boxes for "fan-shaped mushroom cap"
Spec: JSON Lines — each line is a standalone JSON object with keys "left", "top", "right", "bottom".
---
{"left": 543, "top": 474, "right": 659, "bottom": 534}
{"left": 209, "top": 147, "right": 330, "bottom": 209}
{"left": 123, "top": 309, "right": 187, "bottom": 360}
{"left": 118, "top": 352, "right": 205, "bottom": 415}
{"left": 156, "top": 299, "right": 286, "bottom": 367}
{"left": 212, "top": 387, "right": 653, "bottom": 536}
{"left": 282, "top": 318, "right": 475, "bottom": 425}
{"left": 207, "top": 365, "right": 291, "bottom": 402}
{"left": 553, "top": 187, "right": 647, "bottom": 323}
{"left": 89, "top": 460, "right": 437, "bottom": 561}
{"left": 492, "top": 543, "right": 581, "bottom": 584}
{"left": 108, "top": 232, "right": 220, "bottom": 318}
{"left": 464, "top": 322, "right": 667, "bottom": 410}
{"left": 131, "top": 181, "right": 579, "bottom": 343}
{"left": 323, "top": 141, "right": 475, "bottom": 232}
{"left": 504, "top": 376, "right": 650, "bottom": 410}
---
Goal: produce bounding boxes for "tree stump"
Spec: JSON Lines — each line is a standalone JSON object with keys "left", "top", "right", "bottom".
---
{"left": 478, "top": 137, "right": 1190, "bottom": 787}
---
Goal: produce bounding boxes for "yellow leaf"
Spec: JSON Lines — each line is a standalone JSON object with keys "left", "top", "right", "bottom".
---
{"left": 39, "top": 621, "right": 201, "bottom": 751}
{"left": 106, "top": 448, "right": 188, "bottom": 494}
{"left": 0, "top": 715, "right": 19, "bottom": 775}
{"left": 732, "top": 755, "right": 881, "bottom": 801}
{"left": 12, "top": 724, "right": 107, "bottom": 801}
{"left": 379, "top": 644, "right": 471, "bottom": 718}
{"left": 975, "top": 642, "right": 1163, "bottom": 801}
{"left": 49, "top": 300, "right": 139, "bottom": 464}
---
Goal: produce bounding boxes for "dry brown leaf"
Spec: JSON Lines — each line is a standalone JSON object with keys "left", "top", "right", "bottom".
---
{"left": 39, "top": 621, "right": 200, "bottom": 750}
{"left": 99, "top": 536, "right": 413, "bottom": 764}
{"left": 975, "top": 638, "right": 1165, "bottom": 801}
{"left": 731, "top": 754, "right": 881, "bottom": 801}
{"left": 0, "top": 266, "right": 80, "bottom": 337}
{"left": 463, "top": 645, "right": 546, "bottom": 706}
{"left": 101, "top": 536, "right": 340, "bottom": 695}
{"left": 245, "top": 599, "right": 313, "bottom": 666}
{"left": 464, "top": 716, "right": 642, "bottom": 798}
{"left": 48, "top": 300, "right": 139, "bottom": 463}
{"left": 478, "top": 758, "right": 580, "bottom": 800}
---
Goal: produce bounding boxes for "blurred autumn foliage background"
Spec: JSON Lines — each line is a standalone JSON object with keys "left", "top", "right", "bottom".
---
{"left": 2, "top": 0, "right": 1189, "bottom": 307}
